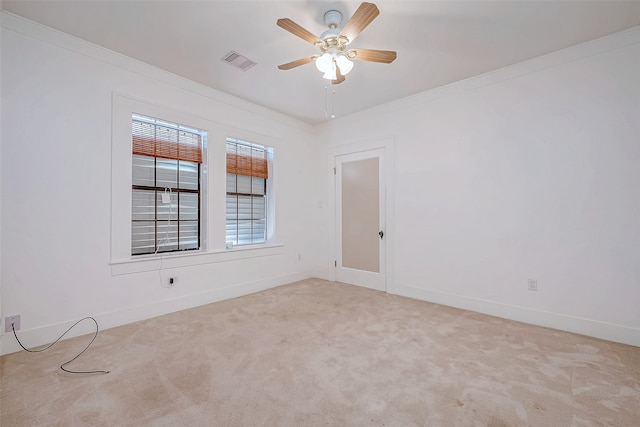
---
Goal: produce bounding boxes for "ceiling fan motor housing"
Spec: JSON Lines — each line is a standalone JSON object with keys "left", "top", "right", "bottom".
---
{"left": 323, "top": 10, "right": 342, "bottom": 29}
{"left": 321, "top": 10, "right": 343, "bottom": 41}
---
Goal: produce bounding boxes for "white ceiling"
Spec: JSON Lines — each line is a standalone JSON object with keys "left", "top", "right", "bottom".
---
{"left": 3, "top": 1, "right": 640, "bottom": 125}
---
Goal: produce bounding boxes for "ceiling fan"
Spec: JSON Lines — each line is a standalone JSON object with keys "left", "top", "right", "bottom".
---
{"left": 277, "top": 2, "right": 397, "bottom": 84}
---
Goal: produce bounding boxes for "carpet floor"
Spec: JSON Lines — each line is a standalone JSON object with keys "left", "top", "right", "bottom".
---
{"left": 1, "top": 278, "right": 639, "bottom": 426}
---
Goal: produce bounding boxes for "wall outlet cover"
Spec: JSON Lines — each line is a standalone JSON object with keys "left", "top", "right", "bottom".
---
{"left": 5, "top": 315, "right": 21, "bottom": 333}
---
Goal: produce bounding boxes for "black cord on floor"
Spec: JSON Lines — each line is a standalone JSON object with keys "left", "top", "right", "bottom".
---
{"left": 12, "top": 316, "right": 110, "bottom": 375}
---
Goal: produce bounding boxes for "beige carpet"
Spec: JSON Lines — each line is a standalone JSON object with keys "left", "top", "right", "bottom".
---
{"left": 1, "top": 278, "right": 639, "bottom": 426}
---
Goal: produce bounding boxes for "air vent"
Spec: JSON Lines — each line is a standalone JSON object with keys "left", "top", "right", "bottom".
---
{"left": 221, "top": 51, "right": 257, "bottom": 71}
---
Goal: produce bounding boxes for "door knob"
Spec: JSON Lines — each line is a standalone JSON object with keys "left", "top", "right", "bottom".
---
{"left": 379, "top": 231, "right": 384, "bottom": 239}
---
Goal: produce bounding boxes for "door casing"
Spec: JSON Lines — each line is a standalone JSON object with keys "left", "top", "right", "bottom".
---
{"left": 329, "top": 137, "right": 395, "bottom": 293}
{"left": 335, "top": 149, "right": 385, "bottom": 290}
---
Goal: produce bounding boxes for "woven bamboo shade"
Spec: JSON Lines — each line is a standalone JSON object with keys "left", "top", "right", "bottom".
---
{"left": 132, "top": 119, "right": 202, "bottom": 163}
{"left": 226, "top": 153, "right": 268, "bottom": 179}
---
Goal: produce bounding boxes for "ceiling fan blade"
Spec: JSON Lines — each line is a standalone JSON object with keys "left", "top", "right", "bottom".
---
{"left": 277, "top": 18, "right": 321, "bottom": 45}
{"left": 278, "top": 56, "right": 316, "bottom": 70}
{"left": 332, "top": 67, "right": 346, "bottom": 85}
{"left": 339, "top": 2, "right": 380, "bottom": 44}
{"left": 349, "top": 49, "right": 397, "bottom": 63}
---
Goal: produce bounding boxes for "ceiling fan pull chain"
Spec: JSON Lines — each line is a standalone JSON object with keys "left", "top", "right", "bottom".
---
{"left": 324, "top": 86, "right": 329, "bottom": 119}
{"left": 323, "top": 87, "right": 336, "bottom": 120}
{"left": 331, "top": 89, "right": 336, "bottom": 119}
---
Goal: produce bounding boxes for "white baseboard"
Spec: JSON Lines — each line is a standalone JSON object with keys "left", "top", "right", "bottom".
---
{"left": 1, "top": 272, "right": 312, "bottom": 356}
{"left": 5, "top": 276, "right": 636, "bottom": 356}
{"left": 392, "top": 284, "right": 640, "bottom": 348}
{"left": 309, "top": 267, "right": 334, "bottom": 282}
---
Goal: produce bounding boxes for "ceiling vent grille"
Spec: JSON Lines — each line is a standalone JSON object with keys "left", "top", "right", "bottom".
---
{"left": 221, "top": 51, "right": 257, "bottom": 71}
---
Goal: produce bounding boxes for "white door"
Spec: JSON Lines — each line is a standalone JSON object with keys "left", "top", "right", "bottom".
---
{"left": 335, "top": 149, "right": 385, "bottom": 291}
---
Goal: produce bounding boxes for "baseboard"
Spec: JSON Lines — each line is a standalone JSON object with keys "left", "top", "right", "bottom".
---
{"left": 1, "top": 271, "right": 312, "bottom": 356}
{"left": 5, "top": 277, "right": 636, "bottom": 356}
{"left": 392, "top": 284, "right": 640, "bottom": 348}
{"left": 308, "top": 265, "right": 335, "bottom": 282}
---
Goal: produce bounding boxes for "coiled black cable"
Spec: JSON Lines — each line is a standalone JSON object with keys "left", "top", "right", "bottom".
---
{"left": 12, "top": 316, "right": 110, "bottom": 374}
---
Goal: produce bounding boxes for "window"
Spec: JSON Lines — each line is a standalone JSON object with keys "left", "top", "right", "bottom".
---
{"left": 226, "top": 138, "right": 270, "bottom": 246}
{"left": 131, "top": 114, "right": 205, "bottom": 255}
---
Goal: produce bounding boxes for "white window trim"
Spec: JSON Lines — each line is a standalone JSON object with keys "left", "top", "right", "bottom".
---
{"left": 111, "top": 93, "right": 281, "bottom": 275}
{"left": 225, "top": 138, "right": 274, "bottom": 247}
{"left": 110, "top": 243, "right": 284, "bottom": 276}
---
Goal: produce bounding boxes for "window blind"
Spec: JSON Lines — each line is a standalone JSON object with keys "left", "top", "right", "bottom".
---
{"left": 226, "top": 141, "right": 268, "bottom": 178}
{"left": 132, "top": 116, "right": 203, "bottom": 164}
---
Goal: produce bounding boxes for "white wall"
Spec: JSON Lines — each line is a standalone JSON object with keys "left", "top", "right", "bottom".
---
{"left": 0, "top": 0, "right": 3, "bottom": 356}
{"left": 2, "top": 11, "right": 639, "bottom": 356}
{"left": 0, "top": 13, "right": 323, "bottom": 355}
{"left": 317, "top": 28, "right": 640, "bottom": 346}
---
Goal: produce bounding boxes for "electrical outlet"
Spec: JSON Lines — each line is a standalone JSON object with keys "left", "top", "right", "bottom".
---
{"left": 5, "top": 315, "right": 21, "bottom": 333}
{"left": 528, "top": 279, "right": 538, "bottom": 291}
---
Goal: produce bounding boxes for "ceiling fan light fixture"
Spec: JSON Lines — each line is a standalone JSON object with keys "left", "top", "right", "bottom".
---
{"left": 315, "top": 53, "right": 333, "bottom": 73}
{"left": 322, "top": 61, "right": 337, "bottom": 80}
{"left": 335, "top": 55, "right": 353, "bottom": 75}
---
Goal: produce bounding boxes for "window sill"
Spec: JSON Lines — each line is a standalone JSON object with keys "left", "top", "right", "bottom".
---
{"left": 110, "top": 243, "right": 284, "bottom": 276}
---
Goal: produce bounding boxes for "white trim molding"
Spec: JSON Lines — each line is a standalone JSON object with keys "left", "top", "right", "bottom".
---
{"left": 328, "top": 136, "right": 396, "bottom": 294}
{"left": 394, "top": 284, "right": 640, "bottom": 348}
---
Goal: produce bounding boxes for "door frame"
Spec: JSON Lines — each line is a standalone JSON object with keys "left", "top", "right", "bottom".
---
{"left": 336, "top": 149, "right": 385, "bottom": 290}
{"left": 328, "top": 136, "right": 396, "bottom": 293}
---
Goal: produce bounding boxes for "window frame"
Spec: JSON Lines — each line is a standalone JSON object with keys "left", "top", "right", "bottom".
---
{"left": 131, "top": 113, "right": 205, "bottom": 255}
{"left": 225, "top": 137, "right": 272, "bottom": 247}
{"left": 225, "top": 137, "right": 273, "bottom": 248}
